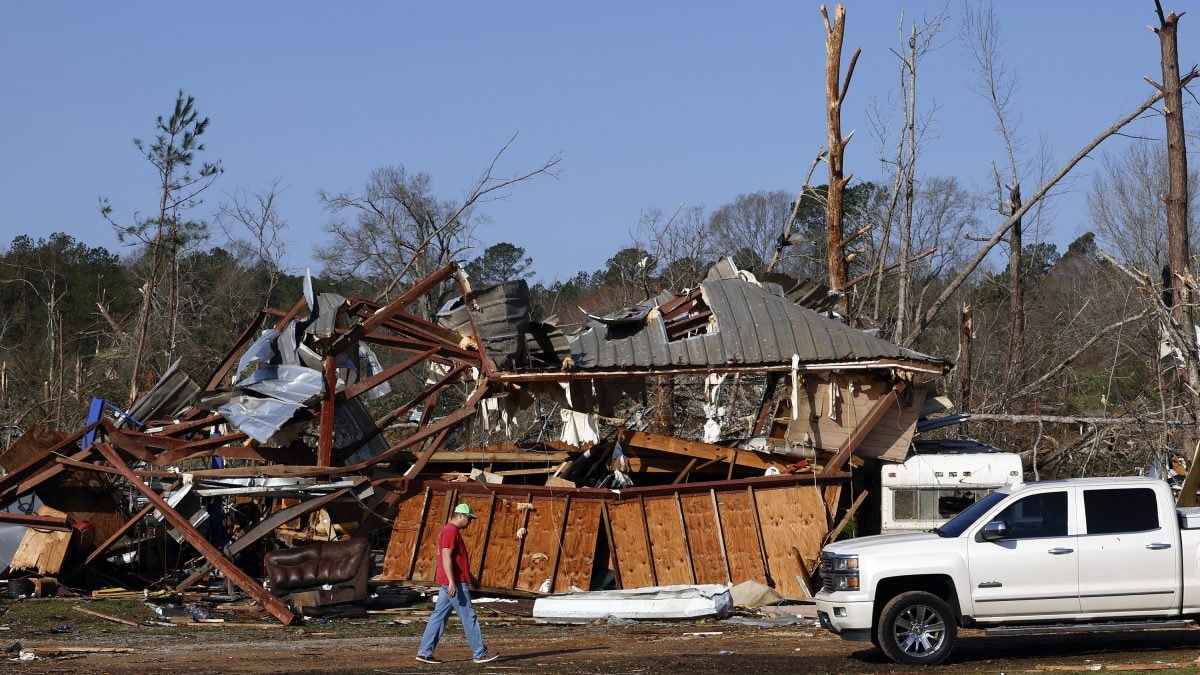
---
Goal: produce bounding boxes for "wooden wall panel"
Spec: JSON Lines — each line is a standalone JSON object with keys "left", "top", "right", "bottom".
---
{"left": 607, "top": 500, "right": 653, "bottom": 588}
{"left": 715, "top": 490, "right": 767, "bottom": 585}
{"left": 643, "top": 496, "right": 691, "bottom": 585}
{"left": 479, "top": 496, "right": 525, "bottom": 588}
{"left": 411, "top": 493, "right": 449, "bottom": 581}
{"left": 554, "top": 500, "right": 602, "bottom": 592}
{"left": 381, "top": 489, "right": 430, "bottom": 581}
{"left": 457, "top": 493, "right": 495, "bottom": 581}
{"left": 516, "top": 497, "right": 567, "bottom": 591}
{"left": 755, "top": 485, "right": 827, "bottom": 598}
{"left": 680, "top": 493, "right": 728, "bottom": 585}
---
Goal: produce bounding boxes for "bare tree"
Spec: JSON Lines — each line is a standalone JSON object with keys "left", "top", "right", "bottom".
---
{"left": 216, "top": 182, "right": 290, "bottom": 306}
{"left": 1089, "top": 140, "right": 1199, "bottom": 271}
{"left": 962, "top": 1, "right": 1028, "bottom": 379}
{"left": 318, "top": 134, "right": 559, "bottom": 314}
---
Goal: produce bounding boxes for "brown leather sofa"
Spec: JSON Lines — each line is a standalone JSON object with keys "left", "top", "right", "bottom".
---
{"left": 263, "top": 538, "right": 371, "bottom": 611}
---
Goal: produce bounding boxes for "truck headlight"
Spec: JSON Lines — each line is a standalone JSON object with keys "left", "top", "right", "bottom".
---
{"left": 820, "top": 553, "right": 859, "bottom": 592}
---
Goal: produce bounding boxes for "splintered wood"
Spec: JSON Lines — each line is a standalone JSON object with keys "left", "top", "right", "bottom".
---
{"left": 10, "top": 505, "right": 72, "bottom": 575}
{"left": 381, "top": 478, "right": 830, "bottom": 599}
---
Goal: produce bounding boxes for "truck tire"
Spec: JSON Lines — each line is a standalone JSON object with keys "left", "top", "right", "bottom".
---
{"left": 876, "top": 591, "right": 957, "bottom": 666}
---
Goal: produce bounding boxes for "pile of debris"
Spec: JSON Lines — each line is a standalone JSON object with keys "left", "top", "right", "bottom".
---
{"left": 0, "top": 259, "right": 948, "bottom": 624}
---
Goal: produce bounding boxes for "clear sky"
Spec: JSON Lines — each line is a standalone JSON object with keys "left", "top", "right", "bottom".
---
{"left": 0, "top": 2, "right": 1191, "bottom": 284}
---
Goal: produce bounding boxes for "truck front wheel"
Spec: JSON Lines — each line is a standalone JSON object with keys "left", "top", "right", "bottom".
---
{"left": 876, "top": 591, "right": 957, "bottom": 666}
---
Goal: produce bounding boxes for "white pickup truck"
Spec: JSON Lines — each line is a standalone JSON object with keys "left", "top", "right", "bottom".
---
{"left": 815, "top": 477, "right": 1200, "bottom": 665}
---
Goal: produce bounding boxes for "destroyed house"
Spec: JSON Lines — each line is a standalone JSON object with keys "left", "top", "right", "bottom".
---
{"left": 0, "top": 259, "right": 948, "bottom": 622}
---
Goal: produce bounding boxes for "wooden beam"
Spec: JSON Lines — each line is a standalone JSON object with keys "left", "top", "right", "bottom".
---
{"left": 91, "top": 442, "right": 295, "bottom": 625}
{"left": 615, "top": 429, "right": 789, "bottom": 471}
{"left": 825, "top": 489, "right": 868, "bottom": 545}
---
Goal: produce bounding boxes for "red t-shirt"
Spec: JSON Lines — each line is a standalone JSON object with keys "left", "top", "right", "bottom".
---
{"left": 434, "top": 522, "right": 471, "bottom": 586}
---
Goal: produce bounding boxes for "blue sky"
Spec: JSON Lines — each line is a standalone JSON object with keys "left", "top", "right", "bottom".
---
{"left": 0, "top": 2, "right": 1190, "bottom": 283}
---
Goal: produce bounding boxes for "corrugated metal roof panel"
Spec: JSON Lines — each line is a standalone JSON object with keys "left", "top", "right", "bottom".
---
{"left": 567, "top": 278, "right": 946, "bottom": 370}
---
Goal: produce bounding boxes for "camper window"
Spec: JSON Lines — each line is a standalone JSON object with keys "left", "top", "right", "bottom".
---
{"left": 893, "top": 488, "right": 989, "bottom": 521}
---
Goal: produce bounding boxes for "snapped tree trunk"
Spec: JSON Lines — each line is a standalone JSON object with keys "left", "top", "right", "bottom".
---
{"left": 822, "top": 4, "right": 859, "bottom": 315}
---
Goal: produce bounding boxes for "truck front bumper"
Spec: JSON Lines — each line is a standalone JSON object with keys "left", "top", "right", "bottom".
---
{"left": 814, "top": 592, "right": 874, "bottom": 642}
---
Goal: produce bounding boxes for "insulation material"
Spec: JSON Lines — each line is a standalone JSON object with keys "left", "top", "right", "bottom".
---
{"left": 559, "top": 409, "right": 599, "bottom": 448}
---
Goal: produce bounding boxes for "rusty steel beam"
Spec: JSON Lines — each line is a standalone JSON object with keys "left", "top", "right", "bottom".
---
{"left": 91, "top": 442, "right": 295, "bottom": 625}
{"left": 339, "top": 363, "right": 470, "bottom": 459}
{"left": 317, "top": 355, "right": 337, "bottom": 467}
{"left": 355, "top": 380, "right": 488, "bottom": 477}
{"left": 340, "top": 346, "right": 438, "bottom": 402}
{"left": 0, "top": 511, "right": 71, "bottom": 531}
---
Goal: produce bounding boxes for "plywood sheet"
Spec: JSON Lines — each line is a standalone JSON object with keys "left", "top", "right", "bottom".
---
{"left": 457, "top": 493, "right": 495, "bottom": 581}
{"left": 410, "top": 493, "right": 449, "bottom": 581}
{"left": 680, "top": 493, "right": 728, "bottom": 585}
{"left": 9, "top": 505, "right": 71, "bottom": 575}
{"left": 554, "top": 499, "right": 602, "bottom": 592}
{"left": 755, "top": 485, "right": 827, "bottom": 598}
{"left": 381, "top": 490, "right": 430, "bottom": 581}
{"left": 607, "top": 500, "right": 653, "bottom": 588}
{"left": 516, "top": 496, "right": 567, "bottom": 591}
{"left": 479, "top": 495, "right": 526, "bottom": 588}
{"left": 643, "top": 496, "right": 691, "bottom": 585}
{"left": 715, "top": 490, "right": 767, "bottom": 585}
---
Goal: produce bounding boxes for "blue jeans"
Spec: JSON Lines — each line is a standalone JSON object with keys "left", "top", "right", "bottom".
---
{"left": 417, "top": 583, "right": 487, "bottom": 660}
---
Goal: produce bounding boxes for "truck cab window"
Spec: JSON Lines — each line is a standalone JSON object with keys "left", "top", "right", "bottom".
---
{"left": 993, "top": 491, "right": 1068, "bottom": 538}
{"left": 1083, "top": 488, "right": 1159, "bottom": 534}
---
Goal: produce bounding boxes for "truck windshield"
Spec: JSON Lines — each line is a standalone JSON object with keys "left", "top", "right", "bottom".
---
{"left": 935, "top": 490, "right": 1008, "bottom": 537}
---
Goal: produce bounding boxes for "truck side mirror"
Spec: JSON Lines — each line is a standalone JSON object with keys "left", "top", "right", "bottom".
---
{"left": 980, "top": 520, "right": 1008, "bottom": 542}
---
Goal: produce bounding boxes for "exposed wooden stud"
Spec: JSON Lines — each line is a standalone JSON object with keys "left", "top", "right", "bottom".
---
{"left": 601, "top": 501, "right": 622, "bottom": 589}
{"left": 405, "top": 488, "right": 433, "bottom": 580}
{"left": 746, "top": 485, "right": 771, "bottom": 586}
{"left": 510, "top": 492, "right": 533, "bottom": 589}
{"left": 547, "top": 494, "right": 572, "bottom": 591}
{"left": 675, "top": 492, "right": 697, "bottom": 584}
{"left": 638, "top": 495, "right": 658, "bottom": 586}
{"left": 710, "top": 489, "right": 733, "bottom": 584}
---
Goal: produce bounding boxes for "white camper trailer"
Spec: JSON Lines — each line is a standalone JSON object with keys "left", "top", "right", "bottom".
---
{"left": 879, "top": 451, "right": 1022, "bottom": 534}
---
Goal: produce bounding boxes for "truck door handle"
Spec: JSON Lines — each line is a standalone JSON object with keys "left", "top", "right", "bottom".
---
{"left": 1048, "top": 547, "right": 1074, "bottom": 555}
{"left": 1146, "top": 543, "right": 1173, "bottom": 550}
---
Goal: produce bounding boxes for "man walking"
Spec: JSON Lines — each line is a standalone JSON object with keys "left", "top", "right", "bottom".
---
{"left": 416, "top": 503, "right": 500, "bottom": 664}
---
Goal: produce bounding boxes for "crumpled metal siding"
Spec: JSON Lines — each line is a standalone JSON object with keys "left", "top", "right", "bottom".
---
{"left": 569, "top": 278, "right": 944, "bottom": 369}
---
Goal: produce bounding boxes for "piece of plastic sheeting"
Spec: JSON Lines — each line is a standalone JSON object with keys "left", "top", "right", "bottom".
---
{"left": 216, "top": 395, "right": 304, "bottom": 444}
{"left": 236, "top": 329, "right": 282, "bottom": 376}
{"left": 559, "top": 409, "right": 599, "bottom": 447}
{"left": 239, "top": 364, "right": 325, "bottom": 405}
{"left": 357, "top": 344, "right": 392, "bottom": 399}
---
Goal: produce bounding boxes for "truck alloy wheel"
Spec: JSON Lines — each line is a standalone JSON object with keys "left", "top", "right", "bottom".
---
{"left": 877, "top": 591, "right": 957, "bottom": 665}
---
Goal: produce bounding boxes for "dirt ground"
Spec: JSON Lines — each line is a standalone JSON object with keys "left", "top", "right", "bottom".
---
{"left": 7, "top": 598, "right": 1200, "bottom": 673}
